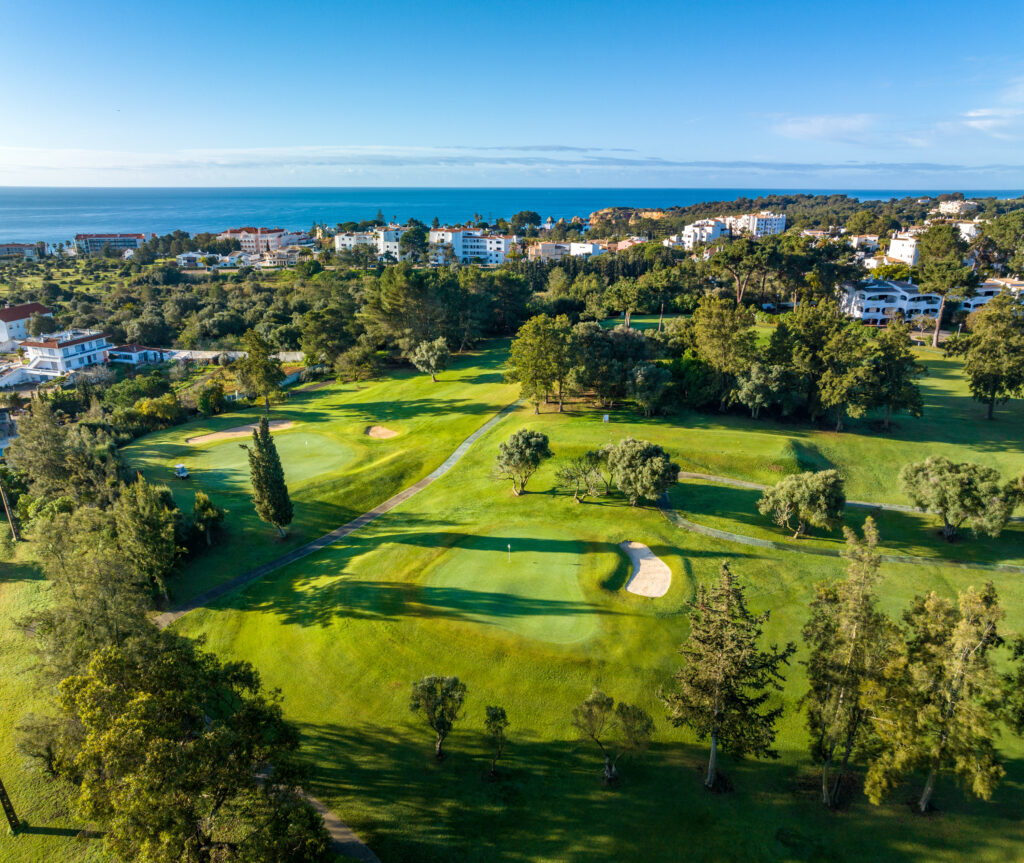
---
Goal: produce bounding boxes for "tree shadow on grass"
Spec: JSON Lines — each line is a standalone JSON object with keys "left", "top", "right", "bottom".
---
{"left": 296, "top": 722, "right": 1024, "bottom": 863}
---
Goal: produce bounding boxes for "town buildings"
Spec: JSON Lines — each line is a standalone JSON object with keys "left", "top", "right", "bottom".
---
{"left": 74, "top": 233, "right": 146, "bottom": 255}
{"left": 958, "top": 278, "right": 1024, "bottom": 313}
{"left": 839, "top": 279, "right": 941, "bottom": 325}
{"left": 374, "top": 225, "right": 408, "bottom": 260}
{"left": 0, "top": 243, "right": 39, "bottom": 261}
{"left": 527, "top": 242, "right": 570, "bottom": 262}
{"left": 107, "top": 344, "right": 174, "bottom": 365}
{"left": 569, "top": 242, "right": 604, "bottom": 258}
{"left": 0, "top": 302, "right": 50, "bottom": 351}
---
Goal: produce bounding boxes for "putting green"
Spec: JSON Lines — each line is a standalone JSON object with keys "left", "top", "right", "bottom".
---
{"left": 423, "top": 527, "right": 604, "bottom": 644}
{"left": 163, "top": 431, "right": 354, "bottom": 500}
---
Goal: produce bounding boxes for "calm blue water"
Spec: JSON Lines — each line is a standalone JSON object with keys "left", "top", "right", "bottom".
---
{"left": 1, "top": 187, "right": 1021, "bottom": 244}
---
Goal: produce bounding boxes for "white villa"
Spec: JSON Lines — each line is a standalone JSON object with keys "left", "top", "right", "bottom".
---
{"left": 888, "top": 233, "right": 920, "bottom": 266}
{"left": 0, "top": 302, "right": 51, "bottom": 351}
{"left": 0, "top": 329, "right": 110, "bottom": 387}
{"left": 334, "top": 231, "right": 376, "bottom": 252}
{"left": 725, "top": 211, "right": 786, "bottom": 238}
{"left": 840, "top": 279, "right": 942, "bottom": 326}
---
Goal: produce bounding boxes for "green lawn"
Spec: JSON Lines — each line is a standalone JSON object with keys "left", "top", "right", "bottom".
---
{"left": 168, "top": 380, "right": 1024, "bottom": 863}
{"left": 8, "top": 336, "right": 1024, "bottom": 863}
{"left": 122, "top": 342, "right": 518, "bottom": 601}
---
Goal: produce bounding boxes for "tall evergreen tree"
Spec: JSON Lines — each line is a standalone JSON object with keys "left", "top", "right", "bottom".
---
{"left": 802, "top": 517, "right": 893, "bottom": 807}
{"left": 242, "top": 417, "right": 293, "bottom": 538}
{"left": 113, "top": 476, "right": 180, "bottom": 602}
{"left": 235, "top": 330, "right": 284, "bottom": 413}
{"left": 862, "top": 583, "right": 1005, "bottom": 813}
{"left": 662, "top": 563, "right": 795, "bottom": 789}
{"left": 864, "top": 320, "right": 926, "bottom": 430}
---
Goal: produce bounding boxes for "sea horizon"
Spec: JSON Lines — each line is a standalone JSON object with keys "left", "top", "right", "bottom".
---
{"left": 2, "top": 185, "right": 1022, "bottom": 245}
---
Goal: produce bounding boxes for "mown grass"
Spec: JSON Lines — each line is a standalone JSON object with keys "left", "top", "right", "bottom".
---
{"left": 170, "top": 384, "right": 1024, "bottom": 863}
{"left": 122, "top": 342, "right": 518, "bottom": 601}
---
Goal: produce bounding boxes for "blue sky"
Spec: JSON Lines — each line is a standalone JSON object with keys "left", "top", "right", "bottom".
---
{"left": 2, "top": 0, "right": 1023, "bottom": 188}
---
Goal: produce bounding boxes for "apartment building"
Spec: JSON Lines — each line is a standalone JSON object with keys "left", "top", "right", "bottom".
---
{"left": 725, "top": 211, "right": 786, "bottom": 238}
{"left": 74, "top": 233, "right": 146, "bottom": 255}
{"left": 959, "top": 278, "right": 1024, "bottom": 314}
{"left": 937, "top": 200, "right": 979, "bottom": 216}
{"left": 839, "top": 279, "right": 941, "bottom": 325}
{"left": 374, "top": 225, "right": 408, "bottom": 260}
{"left": 218, "top": 227, "right": 305, "bottom": 254}
{"left": 428, "top": 228, "right": 514, "bottom": 265}
{"left": 0, "top": 243, "right": 39, "bottom": 261}
{"left": 569, "top": 242, "right": 605, "bottom": 258}
{"left": 848, "top": 234, "right": 880, "bottom": 252}
{"left": 0, "top": 302, "right": 51, "bottom": 351}
{"left": 334, "top": 231, "right": 376, "bottom": 252}
{"left": 888, "top": 233, "right": 920, "bottom": 266}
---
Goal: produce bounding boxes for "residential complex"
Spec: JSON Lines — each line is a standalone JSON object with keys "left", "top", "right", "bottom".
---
{"left": 839, "top": 279, "right": 941, "bottom": 325}
{"left": 334, "top": 231, "right": 376, "bottom": 252}
{"left": 374, "top": 225, "right": 408, "bottom": 260}
{"left": 666, "top": 218, "right": 729, "bottom": 250}
{"left": 0, "top": 302, "right": 50, "bottom": 351}
{"left": 74, "top": 233, "right": 146, "bottom": 255}
{"left": 937, "top": 200, "right": 979, "bottom": 216}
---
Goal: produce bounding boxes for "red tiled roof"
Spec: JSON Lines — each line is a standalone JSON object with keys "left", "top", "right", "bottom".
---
{"left": 21, "top": 332, "right": 106, "bottom": 349}
{"left": 0, "top": 302, "right": 50, "bottom": 323}
{"left": 74, "top": 233, "right": 145, "bottom": 240}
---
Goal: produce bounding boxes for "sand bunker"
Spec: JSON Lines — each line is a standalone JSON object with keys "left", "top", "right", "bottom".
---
{"left": 366, "top": 425, "right": 399, "bottom": 439}
{"left": 620, "top": 541, "right": 671, "bottom": 598}
{"left": 187, "top": 420, "right": 295, "bottom": 445}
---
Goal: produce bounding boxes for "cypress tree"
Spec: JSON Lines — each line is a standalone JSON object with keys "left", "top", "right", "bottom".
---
{"left": 242, "top": 417, "right": 293, "bottom": 538}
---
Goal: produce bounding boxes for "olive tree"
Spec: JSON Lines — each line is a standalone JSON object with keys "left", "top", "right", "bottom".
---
{"left": 607, "top": 438, "right": 680, "bottom": 506}
{"left": 570, "top": 688, "right": 653, "bottom": 786}
{"left": 898, "top": 456, "right": 1011, "bottom": 541}
{"left": 411, "top": 337, "right": 451, "bottom": 383}
{"left": 757, "top": 470, "right": 845, "bottom": 539}
{"left": 493, "top": 429, "right": 552, "bottom": 496}
{"left": 410, "top": 675, "right": 467, "bottom": 760}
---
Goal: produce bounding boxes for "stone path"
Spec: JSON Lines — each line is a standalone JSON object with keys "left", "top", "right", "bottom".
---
{"left": 659, "top": 500, "right": 1024, "bottom": 574}
{"left": 156, "top": 399, "right": 521, "bottom": 861}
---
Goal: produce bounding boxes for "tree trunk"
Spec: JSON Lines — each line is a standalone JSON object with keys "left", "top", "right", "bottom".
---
{"left": 835, "top": 411, "right": 844, "bottom": 433}
{"left": 430, "top": 372, "right": 437, "bottom": 382}
{"left": 275, "top": 524, "right": 286, "bottom": 539}
{"left": 821, "top": 756, "right": 834, "bottom": 807}
{"left": 918, "top": 767, "right": 937, "bottom": 813}
{"left": 205, "top": 529, "right": 212, "bottom": 547}
{"left": 624, "top": 309, "right": 632, "bottom": 329}
{"left": 705, "top": 730, "right": 718, "bottom": 789}
{"left": 987, "top": 395, "right": 995, "bottom": 420}
{"left": 931, "top": 296, "right": 946, "bottom": 348}
{"left": 533, "top": 401, "right": 539, "bottom": 415}
{"left": 942, "top": 520, "right": 957, "bottom": 542}
{"left": 658, "top": 301, "right": 665, "bottom": 332}
{"left": 435, "top": 734, "right": 445, "bottom": 761}
{"left": 603, "top": 755, "right": 618, "bottom": 785}
{"left": 263, "top": 393, "right": 270, "bottom": 414}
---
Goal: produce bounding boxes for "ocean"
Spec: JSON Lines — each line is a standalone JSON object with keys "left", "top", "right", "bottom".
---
{"left": 1, "top": 187, "right": 1021, "bottom": 245}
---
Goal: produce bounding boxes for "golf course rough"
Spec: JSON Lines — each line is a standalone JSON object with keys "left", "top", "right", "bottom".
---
{"left": 424, "top": 526, "right": 607, "bottom": 643}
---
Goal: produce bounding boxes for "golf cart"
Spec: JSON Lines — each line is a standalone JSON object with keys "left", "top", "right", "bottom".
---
{"left": 173, "top": 463, "right": 190, "bottom": 480}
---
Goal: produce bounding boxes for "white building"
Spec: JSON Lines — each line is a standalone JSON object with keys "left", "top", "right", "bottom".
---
{"left": 527, "top": 242, "right": 570, "bottom": 261}
{"left": 682, "top": 218, "right": 728, "bottom": 250}
{"left": 218, "top": 227, "right": 304, "bottom": 255}
{"left": 74, "top": 233, "right": 146, "bottom": 255}
{"left": 18, "top": 329, "right": 110, "bottom": 379}
{"left": 726, "top": 211, "right": 786, "bottom": 238}
{"left": 958, "top": 278, "right": 1024, "bottom": 314}
{"left": 848, "top": 234, "right": 880, "bottom": 252}
{"left": 334, "top": 231, "right": 376, "bottom": 252}
{"left": 938, "top": 200, "right": 979, "bottom": 216}
{"left": 956, "top": 221, "right": 982, "bottom": 242}
{"left": 840, "top": 279, "right": 942, "bottom": 325}
{"left": 0, "top": 243, "right": 39, "bottom": 261}
{"left": 0, "top": 302, "right": 51, "bottom": 351}
{"left": 428, "top": 228, "right": 514, "bottom": 265}
{"left": 888, "top": 233, "right": 920, "bottom": 266}
{"left": 374, "top": 225, "right": 408, "bottom": 260}
{"left": 569, "top": 242, "right": 605, "bottom": 257}
{"left": 107, "top": 344, "right": 174, "bottom": 365}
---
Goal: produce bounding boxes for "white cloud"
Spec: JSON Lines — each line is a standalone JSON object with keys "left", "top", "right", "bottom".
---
{"left": 771, "top": 113, "right": 878, "bottom": 144}
{"left": 959, "top": 76, "right": 1024, "bottom": 138}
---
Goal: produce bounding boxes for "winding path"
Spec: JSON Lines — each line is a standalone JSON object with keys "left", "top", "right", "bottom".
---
{"left": 660, "top": 500, "right": 1024, "bottom": 575}
{"left": 157, "top": 399, "right": 521, "bottom": 628}
{"left": 156, "top": 400, "right": 522, "bottom": 862}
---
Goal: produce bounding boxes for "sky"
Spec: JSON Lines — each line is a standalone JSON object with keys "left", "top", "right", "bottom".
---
{"left": 1, "top": 0, "right": 1023, "bottom": 188}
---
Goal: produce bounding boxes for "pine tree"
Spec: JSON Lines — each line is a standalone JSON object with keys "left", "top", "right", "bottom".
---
{"left": 862, "top": 583, "right": 1005, "bottom": 813}
{"left": 242, "top": 417, "right": 293, "bottom": 538}
{"left": 662, "top": 563, "right": 795, "bottom": 790}
{"left": 113, "top": 476, "right": 180, "bottom": 602}
{"left": 802, "top": 517, "right": 893, "bottom": 807}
